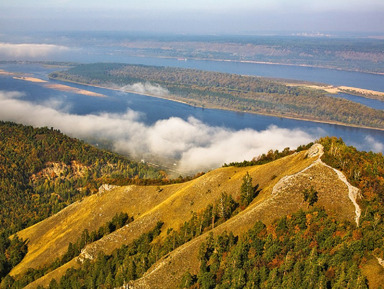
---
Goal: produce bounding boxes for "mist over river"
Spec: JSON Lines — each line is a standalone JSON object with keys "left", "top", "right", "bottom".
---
{"left": 1, "top": 55, "right": 384, "bottom": 171}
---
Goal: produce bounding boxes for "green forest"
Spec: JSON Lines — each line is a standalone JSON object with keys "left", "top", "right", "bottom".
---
{"left": 2, "top": 136, "right": 384, "bottom": 288}
{"left": 1, "top": 120, "right": 384, "bottom": 288}
{"left": 3, "top": 172, "right": 261, "bottom": 288}
{"left": 49, "top": 63, "right": 384, "bottom": 130}
{"left": 180, "top": 137, "right": 384, "bottom": 289}
{"left": 0, "top": 121, "right": 164, "bottom": 280}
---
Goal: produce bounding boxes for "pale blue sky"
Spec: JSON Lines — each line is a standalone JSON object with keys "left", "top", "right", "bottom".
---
{"left": 1, "top": 0, "right": 383, "bottom": 34}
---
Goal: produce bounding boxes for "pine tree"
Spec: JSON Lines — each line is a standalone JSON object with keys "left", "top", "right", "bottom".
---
{"left": 179, "top": 271, "right": 195, "bottom": 289}
{"left": 104, "top": 272, "right": 114, "bottom": 289}
{"left": 303, "top": 187, "right": 319, "bottom": 207}
{"left": 240, "top": 172, "right": 260, "bottom": 207}
{"left": 240, "top": 172, "right": 254, "bottom": 207}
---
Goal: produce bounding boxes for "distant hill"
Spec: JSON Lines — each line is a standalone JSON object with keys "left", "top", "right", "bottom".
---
{"left": 99, "top": 36, "right": 384, "bottom": 74}
{"left": 3, "top": 137, "right": 384, "bottom": 288}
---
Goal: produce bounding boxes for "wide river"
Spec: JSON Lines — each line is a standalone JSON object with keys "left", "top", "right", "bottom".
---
{"left": 1, "top": 56, "right": 384, "bottom": 154}
{"left": 54, "top": 47, "right": 384, "bottom": 93}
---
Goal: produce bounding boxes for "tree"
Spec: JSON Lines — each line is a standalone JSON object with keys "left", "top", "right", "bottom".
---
{"left": 179, "top": 271, "right": 196, "bottom": 289}
{"left": 240, "top": 172, "right": 260, "bottom": 207}
{"left": 303, "top": 187, "right": 319, "bottom": 207}
{"left": 216, "top": 192, "right": 237, "bottom": 220}
{"left": 0, "top": 275, "right": 14, "bottom": 289}
{"left": 104, "top": 272, "right": 114, "bottom": 288}
{"left": 198, "top": 272, "right": 215, "bottom": 289}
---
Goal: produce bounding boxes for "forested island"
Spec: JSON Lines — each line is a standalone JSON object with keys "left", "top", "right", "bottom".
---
{"left": 49, "top": 63, "right": 384, "bottom": 130}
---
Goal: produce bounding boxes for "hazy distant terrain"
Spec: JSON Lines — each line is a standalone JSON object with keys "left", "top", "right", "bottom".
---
{"left": 1, "top": 32, "right": 384, "bottom": 74}
{"left": 113, "top": 35, "right": 384, "bottom": 74}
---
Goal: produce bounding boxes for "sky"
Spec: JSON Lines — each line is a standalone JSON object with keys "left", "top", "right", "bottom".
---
{"left": 0, "top": 0, "right": 384, "bottom": 34}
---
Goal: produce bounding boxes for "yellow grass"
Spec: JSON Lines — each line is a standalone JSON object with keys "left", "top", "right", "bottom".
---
{"left": 133, "top": 152, "right": 358, "bottom": 289}
{"left": 361, "top": 257, "right": 384, "bottom": 289}
{"left": 13, "top": 147, "right": 360, "bottom": 288}
{"left": 24, "top": 259, "right": 80, "bottom": 289}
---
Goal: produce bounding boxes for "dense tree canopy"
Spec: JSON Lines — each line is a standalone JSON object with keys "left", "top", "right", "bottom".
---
{"left": 0, "top": 121, "right": 163, "bottom": 235}
{"left": 2, "top": 124, "right": 384, "bottom": 288}
{"left": 0, "top": 121, "right": 164, "bottom": 281}
{"left": 2, "top": 175, "right": 261, "bottom": 288}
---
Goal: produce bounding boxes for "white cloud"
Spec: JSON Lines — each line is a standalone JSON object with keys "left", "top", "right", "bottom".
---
{"left": 0, "top": 43, "right": 69, "bottom": 59}
{"left": 0, "top": 90, "right": 315, "bottom": 173}
{"left": 120, "top": 82, "right": 169, "bottom": 96}
{"left": 365, "top": 136, "right": 384, "bottom": 152}
{"left": 177, "top": 125, "right": 312, "bottom": 172}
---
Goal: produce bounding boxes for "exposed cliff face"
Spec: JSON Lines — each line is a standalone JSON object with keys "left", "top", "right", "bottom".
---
{"left": 30, "top": 161, "right": 88, "bottom": 182}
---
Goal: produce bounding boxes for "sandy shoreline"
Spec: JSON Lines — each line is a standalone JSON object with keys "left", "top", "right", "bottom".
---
{"left": 0, "top": 70, "right": 17, "bottom": 76}
{"left": 285, "top": 83, "right": 384, "bottom": 101}
{"left": 6, "top": 73, "right": 106, "bottom": 97}
{"left": 44, "top": 83, "right": 106, "bottom": 97}
{"left": 338, "top": 86, "right": 384, "bottom": 100}
{"left": 13, "top": 76, "right": 47, "bottom": 83}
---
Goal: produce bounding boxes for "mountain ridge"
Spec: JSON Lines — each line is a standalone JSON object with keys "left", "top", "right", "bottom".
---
{"left": 14, "top": 142, "right": 365, "bottom": 288}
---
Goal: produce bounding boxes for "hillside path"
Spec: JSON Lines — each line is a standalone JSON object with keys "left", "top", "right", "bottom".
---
{"left": 272, "top": 143, "right": 361, "bottom": 226}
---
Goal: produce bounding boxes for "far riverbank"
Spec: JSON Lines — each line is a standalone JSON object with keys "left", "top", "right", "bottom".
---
{"left": 48, "top": 75, "right": 384, "bottom": 133}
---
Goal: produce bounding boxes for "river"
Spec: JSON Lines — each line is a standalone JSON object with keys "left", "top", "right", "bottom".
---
{"left": 49, "top": 45, "right": 384, "bottom": 93}
{"left": 0, "top": 62, "right": 383, "bottom": 155}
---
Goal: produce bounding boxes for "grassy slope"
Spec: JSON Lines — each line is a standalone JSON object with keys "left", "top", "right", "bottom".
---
{"left": 361, "top": 257, "right": 384, "bottom": 288}
{"left": 16, "top": 146, "right": 357, "bottom": 288}
{"left": 133, "top": 152, "right": 357, "bottom": 288}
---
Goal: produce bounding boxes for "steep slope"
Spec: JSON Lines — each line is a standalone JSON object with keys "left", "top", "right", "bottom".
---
{"left": 132, "top": 144, "right": 360, "bottom": 288}
{"left": 0, "top": 121, "right": 162, "bottom": 235}
{"left": 0, "top": 121, "right": 163, "bottom": 282}
{"left": 15, "top": 144, "right": 360, "bottom": 288}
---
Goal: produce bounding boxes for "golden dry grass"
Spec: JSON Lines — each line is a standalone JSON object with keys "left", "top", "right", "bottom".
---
{"left": 361, "top": 257, "right": 384, "bottom": 289}
{"left": 14, "top": 146, "right": 360, "bottom": 288}
{"left": 132, "top": 153, "right": 359, "bottom": 289}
